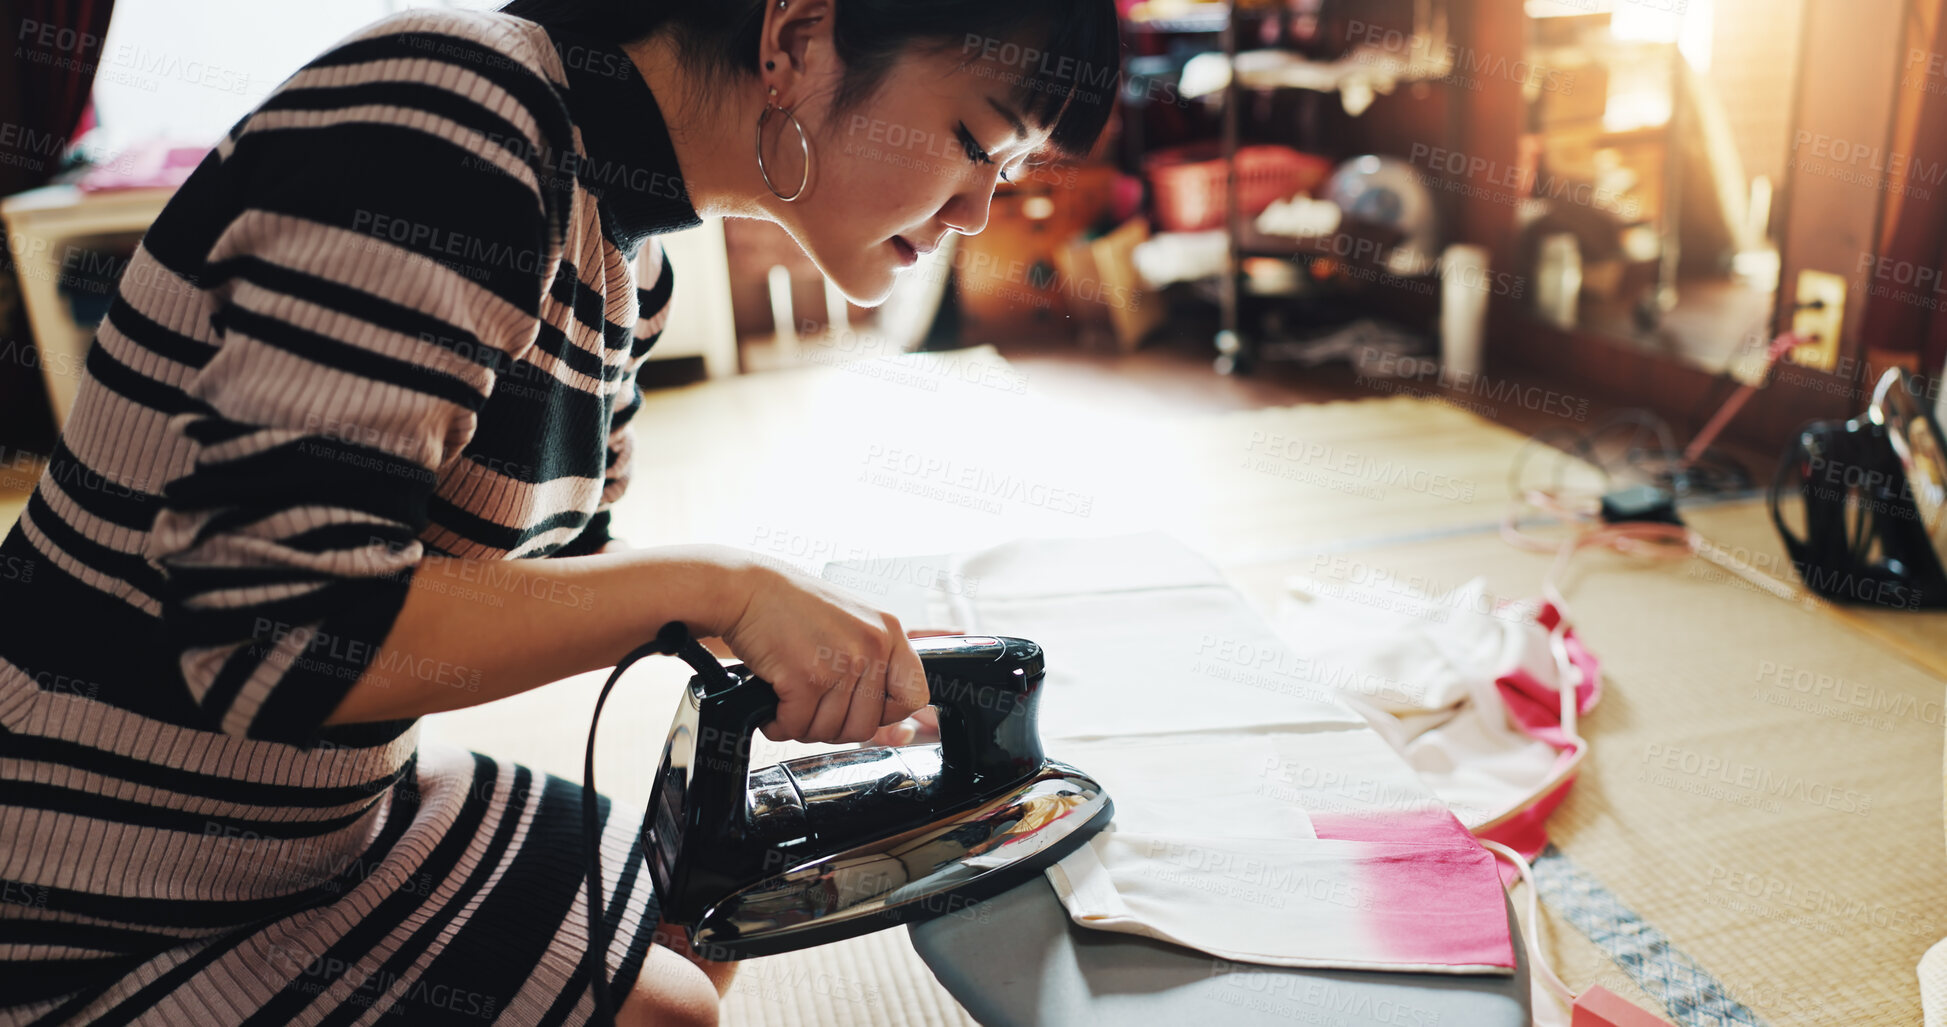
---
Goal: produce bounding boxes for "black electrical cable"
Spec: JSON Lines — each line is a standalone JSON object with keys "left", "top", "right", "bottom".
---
{"left": 579, "top": 621, "right": 696, "bottom": 1027}
{"left": 1508, "top": 406, "right": 1756, "bottom": 505}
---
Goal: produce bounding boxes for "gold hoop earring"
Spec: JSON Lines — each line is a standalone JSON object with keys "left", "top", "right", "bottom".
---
{"left": 756, "top": 85, "right": 811, "bottom": 203}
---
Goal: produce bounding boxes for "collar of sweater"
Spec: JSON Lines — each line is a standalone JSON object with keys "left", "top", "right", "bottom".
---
{"left": 551, "top": 27, "right": 703, "bottom": 255}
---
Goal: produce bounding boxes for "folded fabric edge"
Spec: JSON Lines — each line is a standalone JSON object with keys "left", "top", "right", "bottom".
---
{"left": 1044, "top": 720, "right": 1373, "bottom": 746}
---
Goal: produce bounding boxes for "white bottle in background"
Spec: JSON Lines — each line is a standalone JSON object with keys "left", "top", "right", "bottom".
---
{"left": 1439, "top": 243, "right": 1490, "bottom": 385}
{"left": 1533, "top": 232, "right": 1582, "bottom": 332}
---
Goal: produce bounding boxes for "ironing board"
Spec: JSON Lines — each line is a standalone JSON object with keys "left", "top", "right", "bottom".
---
{"left": 909, "top": 881, "right": 1530, "bottom": 1026}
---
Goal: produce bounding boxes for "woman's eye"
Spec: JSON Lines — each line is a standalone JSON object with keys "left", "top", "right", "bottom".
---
{"left": 956, "top": 123, "right": 998, "bottom": 170}
{"left": 957, "top": 122, "right": 1026, "bottom": 185}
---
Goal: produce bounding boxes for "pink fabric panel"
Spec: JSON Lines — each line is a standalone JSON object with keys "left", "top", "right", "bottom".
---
{"left": 1309, "top": 812, "right": 1517, "bottom": 969}
{"left": 1348, "top": 837, "right": 1516, "bottom": 968}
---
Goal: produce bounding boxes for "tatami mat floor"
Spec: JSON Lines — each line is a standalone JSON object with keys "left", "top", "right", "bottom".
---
{"left": 4, "top": 334, "right": 1934, "bottom": 1025}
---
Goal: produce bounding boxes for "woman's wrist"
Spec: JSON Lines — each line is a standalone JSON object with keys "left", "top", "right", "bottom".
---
{"left": 626, "top": 542, "right": 764, "bottom": 639}
{"left": 703, "top": 545, "right": 757, "bottom": 637}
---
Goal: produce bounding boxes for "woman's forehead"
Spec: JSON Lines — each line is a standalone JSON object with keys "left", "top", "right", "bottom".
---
{"left": 893, "top": 48, "right": 1056, "bottom": 138}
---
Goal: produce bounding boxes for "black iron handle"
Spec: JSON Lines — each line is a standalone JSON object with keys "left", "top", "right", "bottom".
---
{"left": 919, "top": 635, "right": 1047, "bottom": 795}
{"left": 687, "top": 634, "right": 1049, "bottom": 812}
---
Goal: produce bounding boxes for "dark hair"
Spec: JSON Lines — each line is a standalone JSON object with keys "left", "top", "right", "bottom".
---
{"left": 498, "top": 0, "right": 1121, "bottom": 159}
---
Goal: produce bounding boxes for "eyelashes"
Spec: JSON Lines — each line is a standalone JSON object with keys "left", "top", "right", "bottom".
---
{"left": 955, "top": 122, "right": 1018, "bottom": 184}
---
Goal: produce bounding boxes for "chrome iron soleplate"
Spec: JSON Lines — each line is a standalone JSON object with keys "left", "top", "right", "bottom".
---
{"left": 693, "top": 759, "right": 1112, "bottom": 959}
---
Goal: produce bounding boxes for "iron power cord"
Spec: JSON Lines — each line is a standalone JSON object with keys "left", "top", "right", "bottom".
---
{"left": 579, "top": 620, "right": 717, "bottom": 1027}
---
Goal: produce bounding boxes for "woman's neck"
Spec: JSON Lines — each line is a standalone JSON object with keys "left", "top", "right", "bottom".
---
{"left": 623, "top": 33, "right": 778, "bottom": 221}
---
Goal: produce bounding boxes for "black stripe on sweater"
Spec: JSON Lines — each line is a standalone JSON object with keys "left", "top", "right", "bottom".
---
{"left": 633, "top": 252, "right": 676, "bottom": 357}
{"left": 532, "top": 295, "right": 619, "bottom": 382}
{"left": 347, "top": 765, "right": 537, "bottom": 1026}
{"left": 4, "top": 780, "right": 380, "bottom": 842}
{"left": 425, "top": 497, "right": 588, "bottom": 555}
{"left": 464, "top": 376, "right": 610, "bottom": 483}
{"left": 1, "top": 731, "right": 408, "bottom": 810}
{"left": 82, "top": 344, "right": 206, "bottom": 420}
{"left": 533, "top": 960, "right": 593, "bottom": 1027}
{"left": 208, "top": 303, "right": 488, "bottom": 413}
{"left": 220, "top": 121, "right": 557, "bottom": 317}
{"left": 305, "top": 32, "right": 576, "bottom": 162}
{"left": 549, "top": 265, "right": 630, "bottom": 357}
{"left": 37, "top": 438, "right": 164, "bottom": 534}
{"left": 102, "top": 294, "right": 218, "bottom": 370}
{"left": 22, "top": 491, "right": 166, "bottom": 599}
{"left": 258, "top": 80, "right": 538, "bottom": 169}
{"left": 7, "top": 953, "right": 154, "bottom": 1013}
{"left": 549, "top": 510, "right": 613, "bottom": 558}
{"left": 603, "top": 815, "right": 657, "bottom": 1004}
{"left": 392, "top": 773, "right": 614, "bottom": 1026}
{"left": 160, "top": 430, "right": 435, "bottom": 525}
{"left": 213, "top": 255, "right": 515, "bottom": 377}
{"left": 239, "top": 753, "right": 498, "bottom": 1027}
{"left": 163, "top": 572, "right": 406, "bottom": 654}
{"left": 608, "top": 382, "right": 644, "bottom": 437}
{"left": 245, "top": 571, "right": 417, "bottom": 747}
{"left": 0, "top": 918, "right": 188, "bottom": 957}
{"left": 283, "top": 521, "right": 417, "bottom": 555}
{"left": 73, "top": 757, "right": 427, "bottom": 1027}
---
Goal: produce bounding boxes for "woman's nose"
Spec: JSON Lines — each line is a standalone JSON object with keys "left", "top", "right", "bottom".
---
{"left": 939, "top": 182, "right": 996, "bottom": 237}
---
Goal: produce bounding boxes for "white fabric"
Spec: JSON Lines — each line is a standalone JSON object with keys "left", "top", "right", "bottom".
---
{"left": 1274, "top": 572, "right": 1569, "bottom": 829}
{"left": 1040, "top": 730, "right": 1497, "bottom": 973}
{"left": 880, "top": 531, "right": 1515, "bottom": 974}
{"left": 937, "top": 535, "right": 1368, "bottom": 741}
{"left": 1923, "top": 936, "right": 1947, "bottom": 1027}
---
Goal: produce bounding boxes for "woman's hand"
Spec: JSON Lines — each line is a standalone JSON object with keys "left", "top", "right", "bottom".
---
{"left": 716, "top": 562, "right": 931, "bottom": 744}
{"left": 867, "top": 704, "right": 941, "bottom": 747}
{"left": 865, "top": 627, "right": 959, "bottom": 747}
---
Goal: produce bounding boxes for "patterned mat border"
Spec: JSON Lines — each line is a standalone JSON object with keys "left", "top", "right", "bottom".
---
{"left": 1532, "top": 845, "right": 1769, "bottom": 1026}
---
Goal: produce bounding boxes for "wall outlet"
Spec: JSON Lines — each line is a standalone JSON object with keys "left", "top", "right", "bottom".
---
{"left": 1790, "top": 270, "right": 1846, "bottom": 371}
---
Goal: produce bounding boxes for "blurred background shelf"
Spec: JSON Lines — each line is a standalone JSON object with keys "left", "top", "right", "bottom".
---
{"left": 0, "top": 184, "right": 173, "bottom": 430}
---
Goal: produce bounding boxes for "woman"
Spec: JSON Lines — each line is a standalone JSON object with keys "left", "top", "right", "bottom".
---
{"left": 0, "top": 0, "right": 1117, "bottom": 1024}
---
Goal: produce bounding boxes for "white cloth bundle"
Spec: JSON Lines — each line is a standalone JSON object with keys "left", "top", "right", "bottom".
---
{"left": 1273, "top": 568, "right": 1595, "bottom": 836}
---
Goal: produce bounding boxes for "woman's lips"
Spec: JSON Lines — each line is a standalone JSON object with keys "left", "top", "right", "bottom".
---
{"left": 891, "top": 236, "right": 918, "bottom": 267}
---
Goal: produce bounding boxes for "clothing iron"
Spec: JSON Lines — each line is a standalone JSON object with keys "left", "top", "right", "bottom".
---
{"left": 630, "top": 626, "right": 1113, "bottom": 961}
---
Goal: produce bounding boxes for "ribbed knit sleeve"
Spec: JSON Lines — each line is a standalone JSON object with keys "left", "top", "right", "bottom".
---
{"left": 141, "top": 25, "right": 574, "bottom": 744}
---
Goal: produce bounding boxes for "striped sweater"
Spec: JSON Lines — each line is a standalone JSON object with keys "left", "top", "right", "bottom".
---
{"left": 0, "top": 9, "right": 699, "bottom": 1022}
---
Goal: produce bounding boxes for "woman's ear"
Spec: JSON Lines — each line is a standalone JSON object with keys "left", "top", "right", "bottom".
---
{"left": 761, "top": 0, "right": 835, "bottom": 108}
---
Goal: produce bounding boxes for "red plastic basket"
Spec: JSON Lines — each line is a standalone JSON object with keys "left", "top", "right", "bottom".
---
{"left": 1146, "top": 144, "right": 1333, "bottom": 233}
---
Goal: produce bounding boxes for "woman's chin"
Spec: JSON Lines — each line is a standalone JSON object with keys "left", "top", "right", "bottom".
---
{"left": 825, "top": 267, "right": 898, "bottom": 309}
